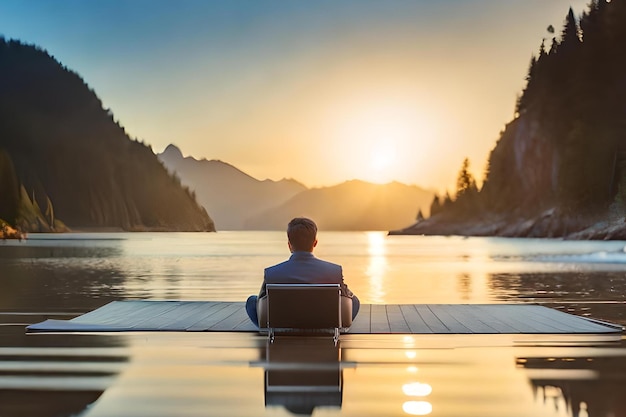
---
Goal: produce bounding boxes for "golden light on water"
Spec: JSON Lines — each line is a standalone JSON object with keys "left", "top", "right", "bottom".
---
{"left": 403, "top": 401, "right": 433, "bottom": 415}
{"left": 366, "top": 232, "right": 388, "bottom": 303}
{"left": 402, "top": 352, "right": 433, "bottom": 416}
{"left": 405, "top": 351, "right": 417, "bottom": 360}
{"left": 403, "top": 336, "right": 416, "bottom": 347}
{"left": 402, "top": 382, "right": 433, "bottom": 397}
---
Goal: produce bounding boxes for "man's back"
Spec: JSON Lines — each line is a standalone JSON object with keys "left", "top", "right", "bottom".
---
{"left": 264, "top": 251, "right": 342, "bottom": 285}
{"left": 245, "top": 217, "right": 359, "bottom": 328}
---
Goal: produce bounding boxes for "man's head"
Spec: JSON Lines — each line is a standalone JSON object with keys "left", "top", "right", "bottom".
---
{"left": 287, "top": 217, "right": 318, "bottom": 252}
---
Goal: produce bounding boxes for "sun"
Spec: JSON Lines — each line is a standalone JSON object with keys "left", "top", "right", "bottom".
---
{"left": 324, "top": 98, "right": 439, "bottom": 185}
{"left": 370, "top": 142, "right": 397, "bottom": 175}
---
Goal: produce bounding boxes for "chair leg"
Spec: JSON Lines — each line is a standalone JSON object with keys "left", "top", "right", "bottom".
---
{"left": 333, "top": 328, "right": 339, "bottom": 345}
{"left": 269, "top": 328, "right": 275, "bottom": 343}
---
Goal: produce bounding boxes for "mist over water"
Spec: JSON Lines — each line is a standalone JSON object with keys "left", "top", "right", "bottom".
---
{"left": 1, "top": 232, "right": 625, "bottom": 417}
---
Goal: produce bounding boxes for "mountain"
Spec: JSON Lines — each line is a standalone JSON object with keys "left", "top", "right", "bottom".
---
{"left": 158, "top": 144, "right": 306, "bottom": 230}
{"left": 0, "top": 39, "right": 214, "bottom": 232}
{"left": 245, "top": 180, "right": 434, "bottom": 231}
{"left": 393, "top": 1, "right": 626, "bottom": 239}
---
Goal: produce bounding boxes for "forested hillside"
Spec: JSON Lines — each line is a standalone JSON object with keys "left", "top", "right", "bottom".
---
{"left": 0, "top": 39, "right": 214, "bottom": 232}
{"left": 396, "top": 0, "right": 626, "bottom": 239}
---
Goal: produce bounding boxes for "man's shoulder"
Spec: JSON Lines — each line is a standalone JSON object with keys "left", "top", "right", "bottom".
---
{"left": 264, "top": 255, "right": 342, "bottom": 276}
{"left": 312, "top": 257, "right": 342, "bottom": 270}
{"left": 264, "top": 260, "right": 290, "bottom": 274}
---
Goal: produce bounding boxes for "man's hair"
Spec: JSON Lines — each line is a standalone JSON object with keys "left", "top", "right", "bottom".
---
{"left": 287, "top": 217, "right": 317, "bottom": 251}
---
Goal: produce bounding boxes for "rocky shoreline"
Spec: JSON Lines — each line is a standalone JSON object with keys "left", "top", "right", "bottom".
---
{"left": 0, "top": 222, "right": 26, "bottom": 240}
{"left": 389, "top": 209, "right": 626, "bottom": 240}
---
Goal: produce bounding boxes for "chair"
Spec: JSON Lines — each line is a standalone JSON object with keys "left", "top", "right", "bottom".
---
{"left": 262, "top": 284, "right": 351, "bottom": 343}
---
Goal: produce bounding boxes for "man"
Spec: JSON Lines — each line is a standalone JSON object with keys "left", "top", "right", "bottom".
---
{"left": 245, "top": 217, "right": 360, "bottom": 328}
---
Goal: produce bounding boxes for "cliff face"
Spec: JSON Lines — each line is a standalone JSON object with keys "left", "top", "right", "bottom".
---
{"left": 481, "top": 116, "right": 560, "bottom": 213}
{"left": 0, "top": 39, "right": 214, "bottom": 232}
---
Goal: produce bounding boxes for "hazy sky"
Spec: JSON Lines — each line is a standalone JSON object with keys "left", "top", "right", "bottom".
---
{"left": 0, "top": 0, "right": 590, "bottom": 191}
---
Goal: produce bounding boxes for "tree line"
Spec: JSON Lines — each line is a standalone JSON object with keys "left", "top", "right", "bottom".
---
{"left": 426, "top": 0, "right": 626, "bottom": 222}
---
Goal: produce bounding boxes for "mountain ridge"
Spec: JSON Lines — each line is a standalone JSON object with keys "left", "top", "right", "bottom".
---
{"left": 245, "top": 179, "right": 434, "bottom": 231}
{"left": 158, "top": 144, "right": 306, "bottom": 230}
{"left": 159, "top": 144, "right": 434, "bottom": 231}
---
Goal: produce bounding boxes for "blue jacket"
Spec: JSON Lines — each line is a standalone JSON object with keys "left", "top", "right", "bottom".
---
{"left": 259, "top": 251, "right": 354, "bottom": 298}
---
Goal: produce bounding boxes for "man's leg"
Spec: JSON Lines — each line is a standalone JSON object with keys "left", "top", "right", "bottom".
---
{"left": 245, "top": 295, "right": 259, "bottom": 328}
{"left": 351, "top": 295, "right": 360, "bottom": 321}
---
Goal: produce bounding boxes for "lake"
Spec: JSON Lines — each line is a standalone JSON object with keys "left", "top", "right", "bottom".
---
{"left": 1, "top": 231, "right": 625, "bottom": 417}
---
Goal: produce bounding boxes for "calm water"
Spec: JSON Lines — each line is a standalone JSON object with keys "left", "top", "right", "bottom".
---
{"left": 1, "top": 231, "right": 626, "bottom": 417}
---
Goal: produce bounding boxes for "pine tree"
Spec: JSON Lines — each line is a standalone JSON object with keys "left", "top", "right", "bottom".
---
{"left": 416, "top": 209, "right": 424, "bottom": 222}
{"left": 456, "top": 158, "right": 477, "bottom": 198}
{"left": 559, "top": 7, "right": 581, "bottom": 53}
{"left": 429, "top": 194, "right": 442, "bottom": 217}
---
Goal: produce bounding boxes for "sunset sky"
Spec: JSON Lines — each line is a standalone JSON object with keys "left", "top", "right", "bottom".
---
{"left": 0, "top": 0, "right": 589, "bottom": 192}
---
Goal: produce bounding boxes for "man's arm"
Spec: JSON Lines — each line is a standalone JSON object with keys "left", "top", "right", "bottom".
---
{"left": 339, "top": 266, "right": 354, "bottom": 298}
{"left": 341, "top": 283, "right": 354, "bottom": 298}
{"left": 258, "top": 281, "right": 267, "bottom": 299}
{"left": 258, "top": 269, "right": 268, "bottom": 299}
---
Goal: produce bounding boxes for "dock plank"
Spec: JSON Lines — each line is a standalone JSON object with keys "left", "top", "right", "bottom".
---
{"left": 210, "top": 305, "right": 254, "bottom": 331}
{"left": 414, "top": 304, "right": 449, "bottom": 333}
{"left": 444, "top": 305, "right": 500, "bottom": 334}
{"left": 476, "top": 305, "right": 554, "bottom": 333}
{"left": 73, "top": 300, "right": 157, "bottom": 326}
{"left": 181, "top": 302, "right": 231, "bottom": 331}
{"left": 522, "top": 305, "right": 610, "bottom": 332}
{"left": 348, "top": 304, "right": 370, "bottom": 333}
{"left": 428, "top": 305, "right": 473, "bottom": 333}
{"left": 158, "top": 302, "right": 224, "bottom": 331}
{"left": 370, "top": 304, "right": 390, "bottom": 333}
{"left": 456, "top": 305, "right": 523, "bottom": 333}
{"left": 491, "top": 304, "right": 567, "bottom": 333}
{"left": 399, "top": 305, "right": 432, "bottom": 333}
{"left": 387, "top": 305, "right": 411, "bottom": 333}
{"left": 26, "top": 301, "right": 624, "bottom": 335}
{"left": 129, "top": 301, "right": 186, "bottom": 330}
{"left": 187, "top": 302, "right": 242, "bottom": 331}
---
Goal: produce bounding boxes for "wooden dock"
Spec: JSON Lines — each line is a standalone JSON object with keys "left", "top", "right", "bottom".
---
{"left": 26, "top": 300, "right": 623, "bottom": 334}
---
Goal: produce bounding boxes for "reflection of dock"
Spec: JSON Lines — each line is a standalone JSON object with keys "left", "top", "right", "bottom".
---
{"left": 0, "top": 345, "right": 127, "bottom": 417}
{"left": 27, "top": 301, "right": 624, "bottom": 334}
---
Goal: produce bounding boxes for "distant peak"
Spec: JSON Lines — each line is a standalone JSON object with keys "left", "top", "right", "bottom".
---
{"left": 162, "top": 144, "right": 183, "bottom": 159}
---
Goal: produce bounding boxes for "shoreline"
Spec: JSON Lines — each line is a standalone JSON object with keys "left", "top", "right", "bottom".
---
{"left": 0, "top": 223, "right": 25, "bottom": 240}
{"left": 390, "top": 210, "right": 626, "bottom": 241}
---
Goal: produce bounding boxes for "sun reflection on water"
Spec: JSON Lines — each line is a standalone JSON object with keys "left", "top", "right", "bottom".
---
{"left": 403, "top": 401, "right": 433, "bottom": 415}
{"left": 402, "top": 382, "right": 433, "bottom": 397}
{"left": 400, "top": 347, "right": 433, "bottom": 416}
{"left": 366, "top": 232, "right": 389, "bottom": 303}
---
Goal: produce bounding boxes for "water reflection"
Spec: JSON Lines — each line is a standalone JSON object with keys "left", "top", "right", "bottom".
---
{"left": 366, "top": 232, "right": 388, "bottom": 303}
{"left": 401, "top": 341, "right": 432, "bottom": 416}
{"left": 253, "top": 337, "right": 348, "bottom": 415}
{"left": 518, "top": 343, "right": 626, "bottom": 417}
{"left": 490, "top": 271, "right": 626, "bottom": 326}
{"left": 0, "top": 333, "right": 128, "bottom": 417}
{"left": 403, "top": 401, "right": 433, "bottom": 416}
